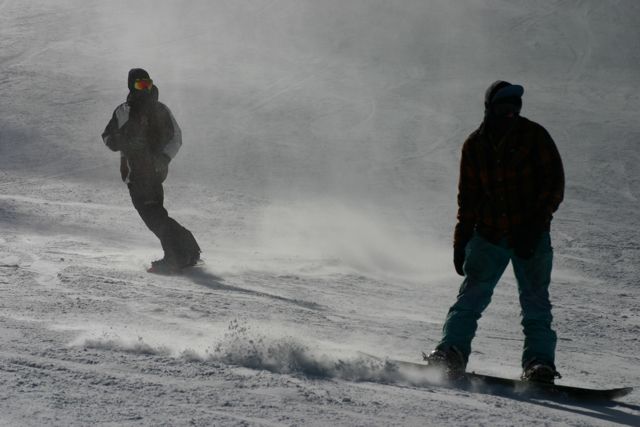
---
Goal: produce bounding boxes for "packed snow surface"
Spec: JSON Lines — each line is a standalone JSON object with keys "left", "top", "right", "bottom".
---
{"left": 1, "top": 0, "right": 639, "bottom": 425}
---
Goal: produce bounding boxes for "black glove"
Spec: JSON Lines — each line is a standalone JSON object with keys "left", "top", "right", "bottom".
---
{"left": 154, "top": 153, "right": 171, "bottom": 182}
{"left": 453, "top": 246, "right": 466, "bottom": 276}
{"left": 512, "top": 227, "right": 542, "bottom": 260}
{"left": 105, "top": 131, "right": 123, "bottom": 152}
{"left": 119, "top": 156, "right": 129, "bottom": 182}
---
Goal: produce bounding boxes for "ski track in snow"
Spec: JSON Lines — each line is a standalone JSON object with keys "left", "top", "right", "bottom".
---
{"left": 1, "top": 0, "right": 640, "bottom": 425}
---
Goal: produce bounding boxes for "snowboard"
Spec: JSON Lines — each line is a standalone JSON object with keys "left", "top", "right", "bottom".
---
{"left": 363, "top": 353, "right": 633, "bottom": 401}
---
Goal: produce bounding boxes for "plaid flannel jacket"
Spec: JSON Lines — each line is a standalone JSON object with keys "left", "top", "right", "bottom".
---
{"left": 454, "top": 116, "right": 564, "bottom": 249}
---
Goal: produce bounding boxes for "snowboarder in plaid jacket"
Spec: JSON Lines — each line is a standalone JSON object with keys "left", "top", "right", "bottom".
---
{"left": 426, "top": 81, "right": 565, "bottom": 383}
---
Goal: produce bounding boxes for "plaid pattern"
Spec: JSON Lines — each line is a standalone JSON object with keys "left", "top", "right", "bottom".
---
{"left": 454, "top": 117, "right": 564, "bottom": 249}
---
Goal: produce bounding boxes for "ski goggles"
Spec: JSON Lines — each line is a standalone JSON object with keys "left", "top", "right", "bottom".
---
{"left": 133, "top": 78, "right": 153, "bottom": 91}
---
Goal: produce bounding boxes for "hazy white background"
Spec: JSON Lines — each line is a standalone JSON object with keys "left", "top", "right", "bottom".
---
{"left": 1, "top": 1, "right": 639, "bottom": 425}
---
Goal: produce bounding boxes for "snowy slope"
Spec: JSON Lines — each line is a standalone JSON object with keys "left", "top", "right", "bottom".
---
{"left": 1, "top": 0, "right": 640, "bottom": 425}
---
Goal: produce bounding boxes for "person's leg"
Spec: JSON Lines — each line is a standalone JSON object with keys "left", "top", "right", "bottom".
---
{"left": 170, "top": 222, "right": 201, "bottom": 265}
{"left": 129, "top": 180, "right": 174, "bottom": 257}
{"left": 129, "top": 180, "right": 200, "bottom": 266}
{"left": 438, "top": 234, "right": 511, "bottom": 364}
{"left": 512, "top": 232, "right": 557, "bottom": 369}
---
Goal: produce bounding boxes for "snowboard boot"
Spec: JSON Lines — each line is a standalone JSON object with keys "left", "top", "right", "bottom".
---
{"left": 172, "top": 229, "right": 201, "bottom": 269}
{"left": 169, "top": 250, "right": 201, "bottom": 270}
{"left": 423, "top": 345, "right": 466, "bottom": 379}
{"left": 148, "top": 258, "right": 181, "bottom": 275}
{"left": 521, "top": 359, "right": 562, "bottom": 384}
{"left": 182, "top": 250, "right": 201, "bottom": 268}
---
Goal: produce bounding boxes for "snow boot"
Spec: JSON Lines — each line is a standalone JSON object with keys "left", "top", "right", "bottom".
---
{"left": 182, "top": 250, "right": 201, "bottom": 268}
{"left": 148, "top": 258, "right": 181, "bottom": 275}
{"left": 521, "top": 359, "right": 562, "bottom": 384}
{"left": 423, "top": 345, "right": 466, "bottom": 379}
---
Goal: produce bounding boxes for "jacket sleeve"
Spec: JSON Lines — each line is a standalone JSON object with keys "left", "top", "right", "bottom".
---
{"left": 535, "top": 127, "right": 565, "bottom": 222}
{"left": 156, "top": 104, "right": 182, "bottom": 160}
{"left": 101, "top": 104, "right": 129, "bottom": 152}
{"left": 454, "top": 137, "right": 482, "bottom": 249}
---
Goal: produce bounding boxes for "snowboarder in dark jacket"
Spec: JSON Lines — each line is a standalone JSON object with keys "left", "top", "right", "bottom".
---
{"left": 102, "top": 68, "right": 200, "bottom": 273}
{"left": 425, "top": 81, "right": 565, "bottom": 383}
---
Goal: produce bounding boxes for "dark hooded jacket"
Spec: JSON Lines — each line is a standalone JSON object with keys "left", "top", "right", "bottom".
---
{"left": 102, "top": 85, "right": 182, "bottom": 183}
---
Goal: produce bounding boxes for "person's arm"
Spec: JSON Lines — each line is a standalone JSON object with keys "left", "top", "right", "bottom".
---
{"left": 150, "top": 104, "right": 182, "bottom": 181}
{"left": 101, "top": 104, "right": 129, "bottom": 152}
{"left": 453, "top": 137, "right": 483, "bottom": 275}
{"left": 454, "top": 139, "right": 482, "bottom": 249}
{"left": 157, "top": 104, "right": 182, "bottom": 160}
{"left": 535, "top": 127, "right": 565, "bottom": 223}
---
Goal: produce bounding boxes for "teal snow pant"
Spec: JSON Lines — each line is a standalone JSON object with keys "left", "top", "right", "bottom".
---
{"left": 438, "top": 232, "right": 557, "bottom": 369}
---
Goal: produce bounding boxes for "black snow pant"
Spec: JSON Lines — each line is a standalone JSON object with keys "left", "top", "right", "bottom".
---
{"left": 128, "top": 177, "right": 200, "bottom": 266}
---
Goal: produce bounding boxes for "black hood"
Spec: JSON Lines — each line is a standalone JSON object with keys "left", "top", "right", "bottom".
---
{"left": 128, "top": 68, "right": 150, "bottom": 92}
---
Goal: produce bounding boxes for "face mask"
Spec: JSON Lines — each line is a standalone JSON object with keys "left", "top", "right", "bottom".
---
{"left": 491, "top": 102, "right": 520, "bottom": 119}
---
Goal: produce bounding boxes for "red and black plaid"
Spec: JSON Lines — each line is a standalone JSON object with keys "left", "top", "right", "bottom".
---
{"left": 454, "top": 117, "right": 564, "bottom": 249}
